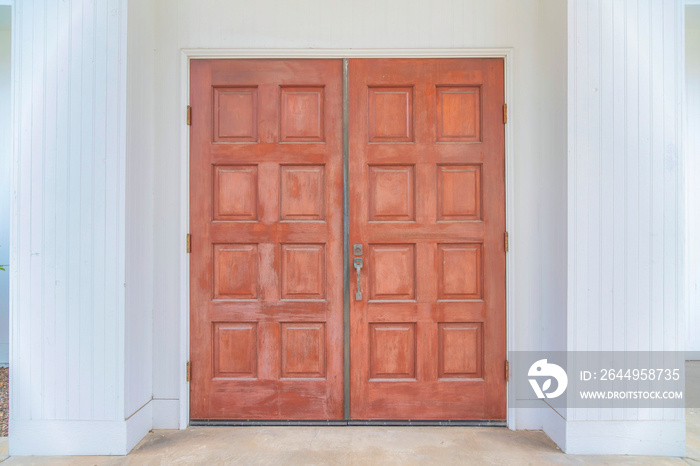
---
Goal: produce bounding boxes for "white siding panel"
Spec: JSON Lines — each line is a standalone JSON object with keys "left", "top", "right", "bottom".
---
{"left": 14, "top": 0, "right": 33, "bottom": 422}
{"left": 10, "top": 0, "right": 128, "bottom": 427}
{"left": 54, "top": 0, "right": 71, "bottom": 420}
{"left": 92, "top": 0, "right": 108, "bottom": 422}
{"left": 0, "top": 18, "right": 9, "bottom": 368}
{"left": 568, "top": 0, "right": 684, "bottom": 423}
{"left": 687, "top": 7, "right": 700, "bottom": 353}
{"left": 43, "top": 0, "right": 58, "bottom": 420}
{"left": 77, "top": 0, "right": 94, "bottom": 421}
{"left": 28, "top": 0, "right": 46, "bottom": 422}
{"left": 624, "top": 0, "right": 639, "bottom": 356}
{"left": 66, "top": 0, "right": 84, "bottom": 421}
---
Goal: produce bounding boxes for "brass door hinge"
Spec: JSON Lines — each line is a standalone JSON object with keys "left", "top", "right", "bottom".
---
{"left": 504, "top": 232, "right": 509, "bottom": 252}
{"left": 505, "top": 360, "right": 510, "bottom": 382}
{"left": 186, "top": 234, "right": 191, "bottom": 253}
{"left": 186, "top": 361, "right": 191, "bottom": 382}
{"left": 503, "top": 103, "right": 508, "bottom": 124}
{"left": 187, "top": 105, "right": 192, "bottom": 125}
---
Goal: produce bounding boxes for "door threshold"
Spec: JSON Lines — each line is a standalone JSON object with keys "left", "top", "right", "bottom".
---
{"left": 189, "top": 419, "right": 506, "bottom": 427}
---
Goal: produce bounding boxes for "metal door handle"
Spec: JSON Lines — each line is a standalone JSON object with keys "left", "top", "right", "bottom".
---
{"left": 354, "top": 258, "right": 363, "bottom": 301}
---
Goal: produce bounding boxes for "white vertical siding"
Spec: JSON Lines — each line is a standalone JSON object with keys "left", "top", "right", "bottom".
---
{"left": 568, "top": 0, "right": 684, "bottom": 422}
{"left": 11, "top": 0, "right": 127, "bottom": 426}
{"left": 0, "top": 8, "right": 11, "bottom": 366}
{"left": 686, "top": 6, "right": 700, "bottom": 354}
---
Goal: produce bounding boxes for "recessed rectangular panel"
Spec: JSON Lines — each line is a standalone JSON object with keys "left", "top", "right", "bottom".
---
{"left": 368, "top": 244, "right": 416, "bottom": 300}
{"left": 213, "top": 323, "right": 258, "bottom": 378}
{"left": 438, "top": 323, "right": 483, "bottom": 379}
{"left": 281, "top": 244, "right": 326, "bottom": 300}
{"left": 369, "top": 323, "right": 416, "bottom": 379}
{"left": 213, "top": 165, "right": 258, "bottom": 221}
{"left": 214, "top": 87, "right": 258, "bottom": 143}
{"left": 280, "top": 87, "right": 325, "bottom": 142}
{"left": 368, "top": 87, "right": 413, "bottom": 142}
{"left": 280, "top": 165, "right": 326, "bottom": 221}
{"left": 368, "top": 165, "right": 415, "bottom": 222}
{"left": 281, "top": 323, "right": 326, "bottom": 378}
{"left": 213, "top": 244, "right": 258, "bottom": 299}
{"left": 437, "top": 165, "right": 482, "bottom": 221}
{"left": 438, "top": 243, "right": 483, "bottom": 300}
{"left": 436, "top": 86, "right": 481, "bottom": 142}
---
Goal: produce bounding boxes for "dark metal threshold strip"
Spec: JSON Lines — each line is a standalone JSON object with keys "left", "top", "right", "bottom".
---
{"left": 190, "top": 419, "right": 506, "bottom": 427}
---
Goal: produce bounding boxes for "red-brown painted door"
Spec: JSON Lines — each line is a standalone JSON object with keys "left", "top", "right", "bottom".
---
{"left": 348, "top": 59, "right": 506, "bottom": 419}
{"left": 190, "top": 59, "right": 344, "bottom": 419}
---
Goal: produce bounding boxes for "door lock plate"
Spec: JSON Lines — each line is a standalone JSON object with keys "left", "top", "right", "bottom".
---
{"left": 353, "top": 244, "right": 363, "bottom": 256}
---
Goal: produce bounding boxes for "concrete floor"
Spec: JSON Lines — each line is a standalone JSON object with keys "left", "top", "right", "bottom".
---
{"left": 0, "top": 363, "right": 698, "bottom": 465}
{"left": 0, "top": 422, "right": 695, "bottom": 466}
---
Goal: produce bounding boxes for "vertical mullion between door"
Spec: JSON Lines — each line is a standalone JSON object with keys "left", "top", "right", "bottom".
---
{"left": 342, "top": 58, "right": 351, "bottom": 420}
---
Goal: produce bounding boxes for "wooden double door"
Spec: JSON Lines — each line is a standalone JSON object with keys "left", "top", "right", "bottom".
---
{"left": 190, "top": 58, "right": 506, "bottom": 421}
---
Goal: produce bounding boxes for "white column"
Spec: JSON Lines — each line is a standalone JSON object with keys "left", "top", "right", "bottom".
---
{"left": 686, "top": 6, "right": 700, "bottom": 354}
{"left": 10, "top": 0, "right": 151, "bottom": 455}
{"left": 0, "top": 7, "right": 11, "bottom": 365}
{"left": 567, "top": 0, "right": 685, "bottom": 456}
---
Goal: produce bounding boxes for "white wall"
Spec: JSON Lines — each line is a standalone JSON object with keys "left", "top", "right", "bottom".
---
{"left": 0, "top": 6, "right": 10, "bottom": 366}
{"left": 567, "top": 0, "right": 685, "bottom": 456}
{"left": 125, "top": 0, "right": 155, "bottom": 422}
{"left": 687, "top": 6, "right": 700, "bottom": 354}
{"left": 10, "top": 0, "right": 151, "bottom": 455}
{"left": 146, "top": 0, "right": 568, "bottom": 430}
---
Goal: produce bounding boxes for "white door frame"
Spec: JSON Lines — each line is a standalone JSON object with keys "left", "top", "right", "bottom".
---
{"left": 178, "top": 48, "right": 516, "bottom": 429}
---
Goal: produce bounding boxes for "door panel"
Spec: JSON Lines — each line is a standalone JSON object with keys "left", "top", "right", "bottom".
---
{"left": 349, "top": 58, "right": 506, "bottom": 420}
{"left": 190, "top": 59, "right": 344, "bottom": 419}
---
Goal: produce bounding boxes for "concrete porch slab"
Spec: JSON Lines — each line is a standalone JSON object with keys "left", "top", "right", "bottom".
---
{"left": 1, "top": 424, "right": 692, "bottom": 465}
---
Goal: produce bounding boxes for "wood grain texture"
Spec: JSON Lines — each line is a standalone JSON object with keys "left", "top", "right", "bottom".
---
{"left": 189, "top": 59, "right": 343, "bottom": 419}
{"left": 349, "top": 58, "right": 506, "bottom": 420}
